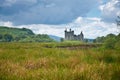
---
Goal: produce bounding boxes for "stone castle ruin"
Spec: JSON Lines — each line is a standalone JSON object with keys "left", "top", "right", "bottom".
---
{"left": 64, "top": 29, "right": 84, "bottom": 41}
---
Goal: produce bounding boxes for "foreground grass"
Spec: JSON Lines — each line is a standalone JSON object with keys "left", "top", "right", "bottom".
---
{"left": 0, "top": 42, "right": 120, "bottom": 80}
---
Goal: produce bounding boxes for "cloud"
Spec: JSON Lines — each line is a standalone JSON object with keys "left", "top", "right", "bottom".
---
{"left": 0, "top": 21, "right": 13, "bottom": 27}
{"left": 100, "top": 0, "right": 120, "bottom": 23}
{"left": 71, "top": 17, "right": 118, "bottom": 38}
{"left": 0, "top": 0, "right": 100, "bottom": 25}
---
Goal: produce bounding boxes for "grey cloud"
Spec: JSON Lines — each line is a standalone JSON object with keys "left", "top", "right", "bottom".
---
{"left": 0, "top": 0, "right": 100, "bottom": 25}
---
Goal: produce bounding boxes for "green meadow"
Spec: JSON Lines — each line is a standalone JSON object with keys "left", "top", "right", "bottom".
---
{"left": 0, "top": 42, "right": 120, "bottom": 80}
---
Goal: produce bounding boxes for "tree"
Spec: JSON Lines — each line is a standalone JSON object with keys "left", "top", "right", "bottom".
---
{"left": 4, "top": 34, "right": 13, "bottom": 42}
{"left": 60, "top": 38, "right": 64, "bottom": 42}
{"left": 95, "top": 36, "right": 105, "bottom": 43}
{"left": 103, "top": 34, "right": 117, "bottom": 49}
{"left": 0, "top": 34, "right": 3, "bottom": 39}
{"left": 105, "top": 34, "right": 116, "bottom": 39}
{"left": 0, "top": 34, "right": 3, "bottom": 42}
{"left": 104, "top": 37, "right": 116, "bottom": 49}
{"left": 14, "top": 37, "right": 20, "bottom": 41}
{"left": 114, "top": 33, "right": 120, "bottom": 49}
{"left": 84, "top": 39, "right": 88, "bottom": 43}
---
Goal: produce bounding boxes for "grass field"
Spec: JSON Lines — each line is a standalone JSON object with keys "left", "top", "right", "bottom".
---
{"left": 0, "top": 42, "right": 120, "bottom": 80}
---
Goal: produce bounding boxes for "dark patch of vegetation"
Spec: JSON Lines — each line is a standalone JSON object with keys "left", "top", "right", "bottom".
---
{"left": 45, "top": 43, "right": 101, "bottom": 49}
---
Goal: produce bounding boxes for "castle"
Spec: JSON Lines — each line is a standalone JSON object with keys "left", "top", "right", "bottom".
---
{"left": 64, "top": 29, "right": 84, "bottom": 41}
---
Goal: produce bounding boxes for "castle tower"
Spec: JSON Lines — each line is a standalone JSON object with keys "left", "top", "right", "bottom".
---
{"left": 64, "top": 28, "right": 67, "bottom": 40}
{"left": 69, "top": 28, "right": 74, "bottom": 40}
{"left": 80, "top": 31, "right": 84, "bottom": 41}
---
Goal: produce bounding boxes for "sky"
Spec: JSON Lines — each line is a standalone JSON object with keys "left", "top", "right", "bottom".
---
{"left": 0, "top": 0, "right": 120, "bottom": 38}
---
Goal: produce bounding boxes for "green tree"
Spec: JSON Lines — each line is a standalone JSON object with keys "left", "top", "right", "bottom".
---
{"left": 14, "top": 37, "right": 20, "bottom": 41}
{"left": 84, "top": 39, "right": 88, "bottom": 43}
{"left": 60, "top": 38, "right": 64, "bottom": 42}
{"left": 105, "top": 34, "right": 116, "bottom": 39}
{"left": 4, "top": 34, "right": 13, "bottom": 42}
{"left": 114, "top": 33, "right": 120, "bottom": 49}
{"left": 0, "top": 34, "right": 3, "bottom": 42}
{"left": 95, "top": 36, "right": 105, "bottom": 43}
{"left": 103, "top": 34, "right": 117, "bottom": 49}
{"left": 0, "top": 34, "right": 3, "bottom": 39}
{"left": 104, "top": 38, "right": 116, "bottom": 49}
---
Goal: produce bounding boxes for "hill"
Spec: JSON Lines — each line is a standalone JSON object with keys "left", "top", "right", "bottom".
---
{"left": 0, "top": 26, "right": 54, "bottom": 42}
{"left": 49, "top": 35, "right": 61, "bottom": 42}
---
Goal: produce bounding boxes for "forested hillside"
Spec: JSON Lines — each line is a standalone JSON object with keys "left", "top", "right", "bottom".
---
{"left": 0, "top": 26, "right": 54, "bottom": 42}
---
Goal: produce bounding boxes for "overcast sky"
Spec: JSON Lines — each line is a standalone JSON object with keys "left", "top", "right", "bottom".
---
{"left": 0, "top": 0, "right": 120, "bottom": 38}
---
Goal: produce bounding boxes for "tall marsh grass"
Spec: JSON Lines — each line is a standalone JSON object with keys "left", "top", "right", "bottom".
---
{"left": 0, "top": 42, "right": 120, "bottom": 80}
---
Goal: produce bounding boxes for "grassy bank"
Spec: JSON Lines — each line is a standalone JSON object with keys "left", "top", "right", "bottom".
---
{"left": 0, "top": 42, "right": 120, "bottom": 80}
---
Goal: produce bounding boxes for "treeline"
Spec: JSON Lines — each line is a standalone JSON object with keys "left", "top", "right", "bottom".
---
{"left": 94, "top": 33, "right": 120, "bottom": 49}
{"left": 0, "top": 26, "right": 54, "bottom": 42}
{"left": 0, "top": 34, "right": 54, "bottom": 42}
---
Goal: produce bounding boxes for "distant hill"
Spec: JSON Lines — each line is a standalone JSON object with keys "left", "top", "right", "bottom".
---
{"left": 0, "top": 26, "right": 54, "bottom": 42}
{"left": 49, "top": 35, "right": 61, "bottom": 42}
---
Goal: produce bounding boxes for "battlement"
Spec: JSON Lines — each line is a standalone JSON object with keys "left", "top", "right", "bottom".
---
{"left": 64, "top": 29, "right": 84, "bottom": 41}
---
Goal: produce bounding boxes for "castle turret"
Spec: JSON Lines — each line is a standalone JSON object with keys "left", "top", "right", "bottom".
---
{"left": 80, "top": 31, "right": 83, "bottom": 36}
{"left": 65, "top": 28, "right": 67, "bottom": 40}
{"left": 80, "top": 31, "right": 84, "bottom": 41}
{"left": 70, "top": 28, "right": 71, "bottom": 32}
